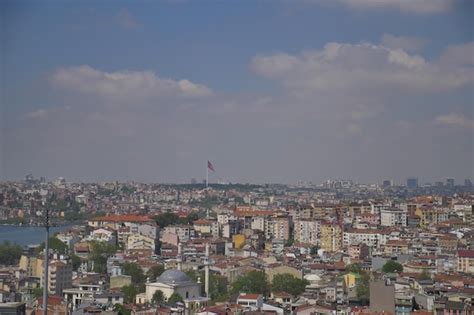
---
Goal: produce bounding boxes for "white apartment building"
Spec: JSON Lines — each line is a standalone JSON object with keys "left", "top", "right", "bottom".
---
{"left": 163, "top": 225, "right": 194, "bottom": 242}
{"left": 294, "top": 219, "right": 320, "bottom": 245}
{"left": 380, "top": 208, "right": 407, "bottom": 227}
{"left": 343, "top": 229, "right": 389, "bottom": 248}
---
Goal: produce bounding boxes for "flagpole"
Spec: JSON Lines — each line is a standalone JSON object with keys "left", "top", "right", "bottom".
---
{"left": 206, "top": 161, "right": 209, "bottom": 188}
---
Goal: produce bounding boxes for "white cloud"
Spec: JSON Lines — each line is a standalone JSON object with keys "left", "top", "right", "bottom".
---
{"left": 25, "top": 109, "right": 48, "bottom": 119}
{"left": 116, "top": 9, "right": 141, "bottom": 30}
{"left": 440, "top": 42, "right": 474, "bottom": 66}
{"left": 381, "top": 33, "right": 428, "bottom": 53}
{"left": 323, "top": 0, "right": 453, "bottom": 14}
{"left": 434, "top": 112, "right": 474, "bottom": 129}
{"left": 252, "top": 42, "right": 473, "bottom": 96}
{"left": 50, "top": 65, "right": 212, "bottom": 105}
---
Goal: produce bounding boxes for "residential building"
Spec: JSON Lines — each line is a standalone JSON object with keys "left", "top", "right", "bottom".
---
{"left": 236, "top": 293, "right": 263, "bottom": 310}
{"left": 457, "top": 250, "right": 474, "bottom": 274}
{"left": 320, "top": 223, "right": 342, "bottom": 252}
{"left": 380, "top": 208, "right": 407, "bottom": 227}
{"left": 42, "top": 261, "right": 72, "bottom": 297}
{"left": 294, "top": 219, "right": 320, "bottom": 245}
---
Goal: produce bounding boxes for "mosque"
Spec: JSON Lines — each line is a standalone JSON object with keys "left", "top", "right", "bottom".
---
{"left": 135, "top": 243, "right": 210, "bottom": 312}
{"left": 145, "top": 269, "right": 201, "bottom": 301}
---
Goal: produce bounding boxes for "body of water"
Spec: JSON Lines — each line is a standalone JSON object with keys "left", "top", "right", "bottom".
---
{"left": 0, "top": 225, "right": 75, "bottom": 247}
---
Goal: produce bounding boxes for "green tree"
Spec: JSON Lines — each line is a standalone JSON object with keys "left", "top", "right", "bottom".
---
{"left": 417, "top": 269, "right": 431, "bottom": 281}
{"left": 0, "top": 241, "right": 23, "bottom": 265}
{"left": 89, "top": 241, "right": 117, "bottom": 273}
{"left": 153, "top": 212, "right": 180, "bottom": 228}
{"left": 345, "top": 263, "right": 363, "bottom": 273}
{"left": 271, "top": 273, "right": 309, "bottom": 297}
{"left": 146, "top": 265, "right": 165, "bottom": 281}
{"left": 231, "top": 271, "right": 270, "bottom": 297}
{"left": 122, "top": 262, "right": 146, "bottom": 286}
{"left": 71, "top": 254, "right": 81, "bottom": 271}
{"left": 208, "top": 273, "right": 229, "bottom": 302}
{"left": 382, "top": 260, "right": 403, "bottom": 273}
{"left": 185, "top": 212, "right": 199, "bottom": 224}
{"left": 121, "top": 284, "right": 138, "bottom": 304}
{"left": 64, "top": 209, "right": 86, "bottom": 222}
{"left": 37, "top": 236, "right": 69, "bottom": 255}
{"left": 151, "top": 290, "right": 165, "bottom": 304}
{"left": 186, "top": 270, "right": 229, "bottom": 302}
{"left": 168, "top": 292, "right": 183, "bottom": 304}
{"left": 356, "top": 282, "right": 369, "bottom": 302}
{"left": 113, "top": 304, "right": 131, "bottom": 315}
{"left": 32, "top": 287, "right": 43, "bottom": 299}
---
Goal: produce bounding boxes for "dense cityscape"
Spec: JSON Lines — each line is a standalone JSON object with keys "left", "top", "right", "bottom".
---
{"left": 0, "top": 175, "right": 473, "bottom": 314}
{"left": 2, "top": 0, "right": 473, "bottom": 314}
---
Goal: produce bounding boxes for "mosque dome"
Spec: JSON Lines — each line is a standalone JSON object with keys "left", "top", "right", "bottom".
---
{"left": 304, "top": 273, "right": 321, "bottom": 282}
{"left": 157, "top": 269, "right": 191, "bottom": 284}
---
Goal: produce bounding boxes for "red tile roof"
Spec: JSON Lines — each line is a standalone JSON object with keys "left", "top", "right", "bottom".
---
{"left": 37, "top": 295, "right": 63, "bottom": 305}
{"left": 234, "top": 210, "right": 275, "bottom": 217}
{"left": 193, "top": 219, "right": 212, "bottom": 225}
{"left": 458, "top": 249, "right": 474, "bottom": 258}
{"left": 238, "top": 293, "right": 261, "bottom": 300}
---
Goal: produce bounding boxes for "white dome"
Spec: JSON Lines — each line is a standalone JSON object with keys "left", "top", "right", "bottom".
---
{"left": 157, "top": 269, "right": 191, "bottom": 284}
{"left": 304, "top": 274, "right": 321, "bottom": 282}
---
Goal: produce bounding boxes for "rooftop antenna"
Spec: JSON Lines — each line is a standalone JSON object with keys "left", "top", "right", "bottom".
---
{"left": 42, "top": 208, "right": 49, "bottom": 315}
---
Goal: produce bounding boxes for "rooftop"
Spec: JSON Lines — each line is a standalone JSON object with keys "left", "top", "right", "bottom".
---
{"left": 90, "top": 214, "right": 153, "bottom": 223}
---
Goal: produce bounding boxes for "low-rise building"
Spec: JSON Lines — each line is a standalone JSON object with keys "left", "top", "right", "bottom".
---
{"left": 457, "top": 250, "right": 474, "bottom": 274}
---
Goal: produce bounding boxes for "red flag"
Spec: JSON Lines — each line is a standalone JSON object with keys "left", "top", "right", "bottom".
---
{"left": 207, "top": 161, "right": 215, "bottom": 172}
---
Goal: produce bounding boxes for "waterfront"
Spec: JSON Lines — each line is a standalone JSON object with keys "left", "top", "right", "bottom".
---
{"left": 0, "top": 225, "right": 76, "bottom": 247}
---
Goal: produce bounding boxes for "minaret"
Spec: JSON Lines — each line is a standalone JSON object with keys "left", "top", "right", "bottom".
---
{"left": 177, "top": 243, "right": 182, "bottom": 271}
{"left": 204, "top": 243, "right": 210, "bottom": 297}
{"left": 43, "top": 209, "right": 50, "bottom": 315}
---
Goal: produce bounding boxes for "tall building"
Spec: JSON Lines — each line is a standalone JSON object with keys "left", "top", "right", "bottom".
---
{"left": 464, "top": 179, "right": 472, "bottom": 187}
{"left": 320, "top": 223, "right": 342, "bottom": 252}
{"left": 446, "top": 178, "right": 455, "bottom": 187}
{"left": 370, "top": 279, "right": 395, "bottom": 313}
{"left": 294, "top": 219, "right": 320, "bottom": 245}
{"left": 406, "top": 178, "right": 418, "bottom": 189}
{"left": 42, "top": 261, "right": 72, "bottom": 296}
{"left": 382, "top": 180, "right": 393, "bottom": 188}
{"left": 269, "top": 216, "right": 290, "bottom": 241}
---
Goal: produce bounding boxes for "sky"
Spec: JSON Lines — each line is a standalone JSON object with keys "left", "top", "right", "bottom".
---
{"left": 1, "top": 0, "right": 473, "bottom": 185}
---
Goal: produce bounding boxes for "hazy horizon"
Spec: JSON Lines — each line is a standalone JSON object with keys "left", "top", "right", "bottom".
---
{"left": 2, "top": 0, "right": 473, "bottom": 184}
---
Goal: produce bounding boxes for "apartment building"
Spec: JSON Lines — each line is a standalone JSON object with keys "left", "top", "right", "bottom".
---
{"left": 294, "top": 219, "right": 320, "bottom": 245}
{"left": 320, "top": 223, "right": 342, "bottom": 252}
{"left": 343, "top": 228, "right": 389, "bottom": 248}
{"left": 457, "top": 250, "right": 474, "bottom": 274}
{"left": 42, "top": 261, "right": 72, "bottom": 296}
{"left": 380, "top": 208, "right": 407, "bottom": 227}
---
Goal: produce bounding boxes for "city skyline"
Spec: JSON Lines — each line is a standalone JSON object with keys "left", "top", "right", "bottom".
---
{"left": 2, "top": 0, "right": 473, "bottom": 184}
